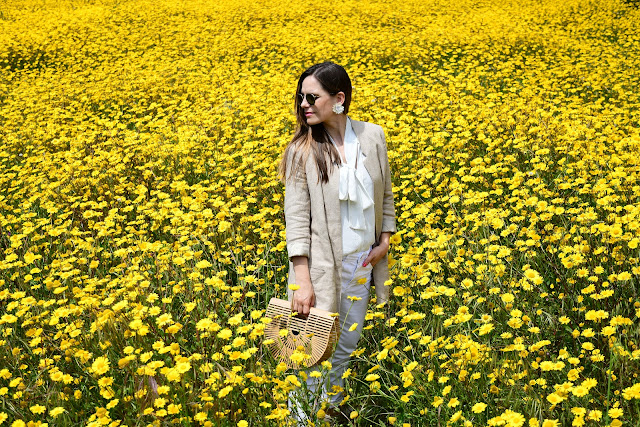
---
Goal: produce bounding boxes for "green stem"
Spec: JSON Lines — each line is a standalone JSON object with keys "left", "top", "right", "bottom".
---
{"left": 605, "top": 349, "right": 613, "bottom": 425}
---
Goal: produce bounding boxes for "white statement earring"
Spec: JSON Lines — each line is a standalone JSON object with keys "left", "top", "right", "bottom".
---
{"left": 332, "top": 103, "right": 344, "bottom": 114}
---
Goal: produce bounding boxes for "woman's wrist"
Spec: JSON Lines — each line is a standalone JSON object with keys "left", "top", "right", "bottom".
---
{"left": 378, "top": 232, "right": 392, "bottom": 251}
{"left": 291, "top": 256, "right": 313, "bottom": 290}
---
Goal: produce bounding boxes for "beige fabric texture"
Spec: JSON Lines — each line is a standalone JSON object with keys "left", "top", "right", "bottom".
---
{"left": 284, "top": 118, "right": 397, "bottom": 313}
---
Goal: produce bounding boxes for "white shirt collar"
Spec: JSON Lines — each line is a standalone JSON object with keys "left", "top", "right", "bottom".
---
{"left": 327, "top": 117, "right": 359, "bottom": 167}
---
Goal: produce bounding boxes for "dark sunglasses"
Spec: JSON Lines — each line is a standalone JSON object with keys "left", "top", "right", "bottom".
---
{"left": 297, "top": 91, "right": 338, "bottom": 106}
{"left": 297, "top": 93, "right": 321, "bottom": 106}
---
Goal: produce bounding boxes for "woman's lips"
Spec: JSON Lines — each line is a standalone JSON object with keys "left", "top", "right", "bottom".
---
{"left": 305, "top": 112, "right": 313, "bottom": 117}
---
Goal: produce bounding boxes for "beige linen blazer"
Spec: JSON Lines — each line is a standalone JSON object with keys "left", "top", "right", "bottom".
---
{"left": 284, "top": 118, "right": 396, "bottom": 313}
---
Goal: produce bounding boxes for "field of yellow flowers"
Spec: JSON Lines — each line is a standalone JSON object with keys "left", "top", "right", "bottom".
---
{"left": 1, "top": 0, "right": 640, "bottom": 425}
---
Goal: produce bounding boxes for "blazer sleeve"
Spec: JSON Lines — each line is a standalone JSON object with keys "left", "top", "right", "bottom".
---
{"left": 379, "top": 128, "right": 397, "bottom": 234}
{"left": 284, "top": 148, "right": 311, "bottom": 259}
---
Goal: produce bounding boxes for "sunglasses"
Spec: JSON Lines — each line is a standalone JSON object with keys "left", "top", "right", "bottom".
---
{"left": 297, "top": 93, "right": 321, "bottom": 106}
{"left": 297, "top": 91, "right": 338, "bottom": 106}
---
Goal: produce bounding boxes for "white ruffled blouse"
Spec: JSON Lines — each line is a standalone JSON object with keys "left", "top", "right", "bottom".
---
{"left": 328, "top": 117, "right": 376, "bottom": 256}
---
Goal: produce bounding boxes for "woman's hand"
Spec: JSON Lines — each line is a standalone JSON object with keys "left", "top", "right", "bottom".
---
{"left": 292, "top": 280, "right": 315, "bottom": 317}
{"left": 291, "top": 256, "right": 315, "bottom": 316}
{"left": 363, "top": 232, "right": 392, "bottom": 267}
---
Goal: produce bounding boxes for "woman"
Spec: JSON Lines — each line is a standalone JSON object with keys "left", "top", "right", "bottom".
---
{"left": 279, "top": 62, "right": 396, "bottom": 421}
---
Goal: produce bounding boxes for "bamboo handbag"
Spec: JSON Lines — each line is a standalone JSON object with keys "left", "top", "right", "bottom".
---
{"left": 265, "top": 297, "right": 340, "bottom": 369}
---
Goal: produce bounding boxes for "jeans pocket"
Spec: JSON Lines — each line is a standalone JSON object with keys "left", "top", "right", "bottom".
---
{"left": 353, "top": 263, "right": 373, "bottom": 288}
{"left": 363, "top": 248, "right": 375, "bottom": 269}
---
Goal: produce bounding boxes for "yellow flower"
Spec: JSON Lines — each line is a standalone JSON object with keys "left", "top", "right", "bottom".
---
{"left": 472, "top": 402, "right": 487, "bottom": 413}
{"left": 586, "top": 410, "right": 602, "bottom": 421}
{"left": 30, "top": 404, "right": 46, "bottom": 414}
{"left": 524, "top": 268, "right": 539, "bottom": 281}
{"left": 285, "top": 375, "right": 301, "bottom": 387}
{"left": 289, "top": 350, "right": 309, "bottom": 364}
{"left": 623, "top": 383, "right": 640, "bottom": 400}
{"left": 92, "top": 357, "right": 110, "bottom": 376}
{"left": 501, "top": 293, "right": 515, "bottom": 303}
{"left": 23, "top": 252, "right": 40, "bottom": 265}
{"left": 507, "top": 410, "right": 527, "bottom": 426}
{"left": 546, "top": 393, "right": 564, "bottom": 405}
{"left": 175, "top": 361, "right": 191, "bottom": 374}
{"left": 165, "top": 369, "right": 181, "bottom": 382}
{"left": 217, "top": 329, "right": 233, "bottom": 340}
{"left": 98, "top": 377, "right": 113, "bottom": 387}
{"left": 195, "top": 259, "right": 212, "bottom": 269}
{"left": 479, "top": 323, "right": 494, "bottom": 336}
{"left": 602, "top": 326, "right": 616, "bottom": 336}
{"left": 218, "top": 385, "right": 233, "bottom": 398}
{"left": 572, "top": 386, "right": 589, "bottom": 397}
{"left": 608, "top": 407, "right": 623, "bottom": 418}
{"left": 50, "top": 407, "right": 65, "bottom": 417}
{"left": 432, "top": 396, "right": 443, "bottom": 407}
{"left": 584, "top": 310, "right": 608, "bottom": 321}
{"left": 193, "top": 412, "right": 208, "bottom": 422}
{"left": 400, "top": 390, "right": 415, "bottom": 403}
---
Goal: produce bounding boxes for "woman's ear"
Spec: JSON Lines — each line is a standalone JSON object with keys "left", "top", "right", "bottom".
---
{"left": 336, "top": 91, "right": 346, "bottom": 105}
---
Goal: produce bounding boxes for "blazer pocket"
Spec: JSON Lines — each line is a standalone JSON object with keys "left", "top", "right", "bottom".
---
{"left": 309, "top": 267, "right": 327, "bottom": 285}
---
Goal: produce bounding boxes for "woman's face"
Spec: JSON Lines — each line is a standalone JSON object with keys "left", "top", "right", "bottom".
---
{"left": 299, "top": 75, "right": 343, "bottom": 125}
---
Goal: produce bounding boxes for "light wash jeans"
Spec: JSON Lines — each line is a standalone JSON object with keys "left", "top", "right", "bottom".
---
{"left": 289, "top": 248, "right": 373, "bottom": 422}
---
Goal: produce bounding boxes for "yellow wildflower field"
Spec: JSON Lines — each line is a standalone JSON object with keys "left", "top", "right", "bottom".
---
{"left": 1, "top": 0, "right": 640, "bottom": 425}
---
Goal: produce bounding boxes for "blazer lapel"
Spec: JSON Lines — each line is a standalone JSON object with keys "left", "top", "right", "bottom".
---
{"left": 351, "top": 118, "right": 384, "bottom": 239}
{"left": 351, "top": 118, "right": 381, "bottom": 188}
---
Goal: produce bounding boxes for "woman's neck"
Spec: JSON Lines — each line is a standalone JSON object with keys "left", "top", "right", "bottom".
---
{"left": 323, "top": 115, "right": 348, "bottom": 146}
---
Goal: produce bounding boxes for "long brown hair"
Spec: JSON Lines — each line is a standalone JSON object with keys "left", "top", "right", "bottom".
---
{"left": 279, "top": 62, "right": 353, "bottom": 184}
